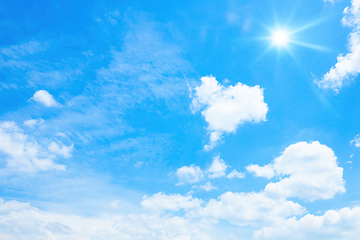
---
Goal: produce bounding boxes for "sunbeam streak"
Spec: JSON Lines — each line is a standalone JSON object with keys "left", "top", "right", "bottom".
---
{"left": 288, "top": 40, "right": 329, "bottom": 51}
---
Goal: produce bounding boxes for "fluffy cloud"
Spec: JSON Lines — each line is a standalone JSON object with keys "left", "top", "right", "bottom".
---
{"left": 194, "top": 191, "right": 306, "bottom": 227}
{"left": 31, "top": 90, "right": 58, "bottom": 107}
{"left": 191, "top": 76, "right": 268, "bottom": 150}
{"left": 262, "top": 141, "right": 345, "bottom": 201}
{"left": 227, "top": 169, "right": 245, "bottom": 179}
{"left": 175, "top": 156, "right": 244, "bottom": 184}
{"left": 254, "top": 206, "right": 360, "bottom": 240}
{"left": 207, "top": 155, "right": 228, "bottom": 178}
{"left": 317, "top": 0, "right": 360, "bottom": 91}
{"left": 351, "top": 134, "right": 360, "bottom": 147}
{"left": 198, "top": 182, "right": 217, "bottom": 192}
{"left": 246, "top": 164, "right": 275, "bottom": 179}
{"left": 0, "top": 121, "right": 69, "bottom": 173}
{"left": 175, "top": 164, "right": 204, "bottom": 184}
{"left": 141, "top": 193, "right": 203, "bottom": 212}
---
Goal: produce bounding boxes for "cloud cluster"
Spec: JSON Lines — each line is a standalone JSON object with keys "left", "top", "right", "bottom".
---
{"left": 0, "top": 121, "right": 71, "bottom": 173}
{"left": 195, "top": 191, "right": 306, "bottom": 227}
{"left": 317, "top": 0, "right": 360, "bottom": 91}
{"left": 254, "top": 207, "right": 360, "bottom": 240}
{"left": 151, "top": 141, "right": 346, "bottom": 231}
{"left": 0, "top": 140, "right": 352, "bottom": 239}
{"left": 191, "top": 76, "right": 268, "bottom": 150}
{"left": 175, "top": 155, "right": 244, "bottom": 186}
{"left": 0, "top": 198, "right": 214, "bottom": 240}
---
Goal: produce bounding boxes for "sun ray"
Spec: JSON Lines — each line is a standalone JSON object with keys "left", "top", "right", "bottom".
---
{"left": 288, "top": 40, "right": 329, "bottom": 51}
{"left": 289, "top": 17, "right": 327, "bottom": 35}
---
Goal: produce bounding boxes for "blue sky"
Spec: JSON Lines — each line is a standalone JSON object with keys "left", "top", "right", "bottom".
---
{"left": 1, "top": 0, "right": 360, "bottom": 239}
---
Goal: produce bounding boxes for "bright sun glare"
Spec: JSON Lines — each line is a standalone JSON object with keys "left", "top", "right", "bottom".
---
{"left": 272, "top": 30, "right": 290, "bottom": 46}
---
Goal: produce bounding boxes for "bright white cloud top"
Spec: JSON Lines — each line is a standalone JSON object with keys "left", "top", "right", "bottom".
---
{"left": 191, "top": 76, "right": 268, "bottom": 150}
{"left": 31, "top": 90, "right": 58, "bottom": 107}
{"left": 264, "top": 141, "right": 345, "bottom": 201}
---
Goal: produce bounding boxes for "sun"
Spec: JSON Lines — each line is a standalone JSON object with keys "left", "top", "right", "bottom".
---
{"left": 271, "top": 29, "right": 290, "bottom": 46}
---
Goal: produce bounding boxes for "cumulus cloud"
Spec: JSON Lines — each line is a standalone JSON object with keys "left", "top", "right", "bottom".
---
{"left": 141, "top": 193, "right": 203, "bottom": 212}
{"left": 227, "top": 169, "right": 245, "bottom": 179}
{"left": 199, "top": 182, "right": 217, "bottom": 192}
{"left": 207, "top": 155, "right": 228, "bottom": 178}
{"left": 194, "top": 191, "right": 306, "bottom": 227}
{"left": 175, "top": 155, "right": 243, "bottom": 184}
{"left": 175, "top": 164, "right": 204, "bottom": 184}
{"left": 246, "top": 164, "right": 275, "bottom": 179}
{"left": 0, "top": 121, "right": 69, "bottom": 173}
{"left": 254, "top": 206, "right": 360, "bottom": 240}
{"left": 191, "top": 76, "right": 268, "bottom": 150}
{"left": 261, "top": 141, "right": 345, "bottom": 201}
{"left": 317, "top": 0, "right": 360, "bottom": 91}
{"left": 31, "top": 90, "right": 58, "bottom": 107}
{"left": 351, "top": 134, "right": 360, "bottom": 147}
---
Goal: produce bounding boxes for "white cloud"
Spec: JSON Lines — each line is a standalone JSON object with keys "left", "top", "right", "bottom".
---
{"left": 322, "top": 0, "right": 339, "bottom": 4}
{"left": 194, "top": 191, "right": 306, "bottom": 227}
{"left": 0, "top": 121, "right": 69, "bottom": 173}
{"left": 317, "top": 0, "right": 360, "bottom": 91}
{"left": 351, "top": 134, "right": 360, "bottom": 147}
{"left": 0, "top": 41, "right": 44, "bottom": 58}
{"left": 254, "top": 206, "right": 360, "bottom": 240}
{"left": 175, "top": 164, "right": 204, "bottom": 184}
{"left": 191, "top": 76, "right": 268, "bottom": 150}
{"left": 176, "top": 156, "right": 243, "bottom": 184}
{"left": 23, "top": 118, "right": 44, "bottom": 127}
{"left": 31, "top": 90, "right": 58, "bottom": 107}
{"left": 264, "top": 141, "right": 345, "bottom": 201}
{"left": 207, "top": 155, "right": 228, "bottom": 179}
{"left": 227, "top": 169, "right": 245, "bottom": 179}
{"left": 246, "top": 164, "right": 275, "bottom": 179}
{"left": 0, "top": 41, "right": 46, "bottom": 70}
{"left": 199, "top": 182, "right": 217, "bottom": 192}
{"left": 48, "top": 142, "right": 74, "bottom": 159}
{"left": 0, "top": 198, "right": 213, "bottom": 240}
{"left": 141, "top": 193, "right": 203, "bottom": 212}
